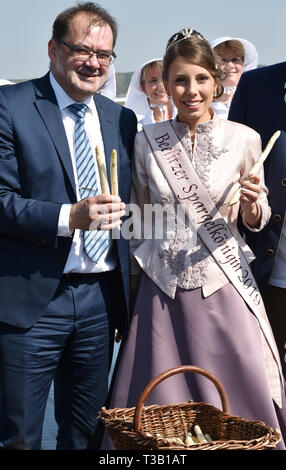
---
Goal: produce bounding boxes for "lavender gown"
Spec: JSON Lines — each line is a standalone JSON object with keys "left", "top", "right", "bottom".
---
{"left": 102, "top": 272, "right": 286, "bottom": 450}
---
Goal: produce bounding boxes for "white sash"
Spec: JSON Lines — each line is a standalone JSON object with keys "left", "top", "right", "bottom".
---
{"left": 143, "top": 121, "right": 284, "bottom": 407}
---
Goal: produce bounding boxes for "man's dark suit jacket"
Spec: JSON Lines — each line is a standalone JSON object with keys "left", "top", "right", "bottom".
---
{"left": 0, "top": 73, "right": 137, "bottom": 330}
{"left": 229, "top": 62, "right": 286, "bottom": 293}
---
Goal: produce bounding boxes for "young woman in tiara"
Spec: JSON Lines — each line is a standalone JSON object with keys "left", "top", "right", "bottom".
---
{"left": 104, "top": 28, "right": 286, "bottom": 448}
{"left": 124, "top": 59, "right": 176, "bottom": 130}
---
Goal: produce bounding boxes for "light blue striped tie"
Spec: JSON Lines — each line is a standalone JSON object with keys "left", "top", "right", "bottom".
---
{"left": 69, "top": 103, "right": 109, "bottom": 263}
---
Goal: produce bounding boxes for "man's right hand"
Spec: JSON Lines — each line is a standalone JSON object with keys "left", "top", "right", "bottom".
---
{"left": 69, "top": 194, "right": 126, "bottom": 231}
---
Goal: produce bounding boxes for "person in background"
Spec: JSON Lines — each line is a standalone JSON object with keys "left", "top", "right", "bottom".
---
{"left": 0, "top": 79, "right": 14, "bottom": 85}
{"left": 0, "top": 2, "right": 137, "bottom": 450}
{"left": 229, "top": 60, "right": 286, "bottom": 380}
{"left": 100, "top": 63, "right": 116, "bottom": 100}
{"left": 124, "top": 58, "right": 176, "bottom": 130}
{"left": 210, "top": 36, "right": 258, "bottom": 119}
{"left": 102, "top": 28, "right": 286, "bottom": 450}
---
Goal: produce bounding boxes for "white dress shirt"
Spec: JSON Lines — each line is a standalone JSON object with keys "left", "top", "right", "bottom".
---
{"left": 50, "top": 72, "right": 117, "bottom": 273}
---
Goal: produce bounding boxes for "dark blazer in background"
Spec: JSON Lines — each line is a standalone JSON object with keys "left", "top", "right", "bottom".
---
{"left": 0, "top": 73, "right": 137, "bottom": 331}
{"left": 229, "top": 62, "right": 286, "bottom": 292}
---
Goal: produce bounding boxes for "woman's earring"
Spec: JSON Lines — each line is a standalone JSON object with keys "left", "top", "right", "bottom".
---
{"left": 213, "top": 88, "right": 218, "bottom": 98}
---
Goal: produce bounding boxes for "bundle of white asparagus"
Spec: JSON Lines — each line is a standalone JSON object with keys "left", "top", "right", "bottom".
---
{"left": 96, "top": 146, "right": 118, "bottom": 196}
{"left": 146, "top": 425, "right": 213, "bottom": 447}
{"left": 184, "top": 425, "right": 213, "bottom": 446}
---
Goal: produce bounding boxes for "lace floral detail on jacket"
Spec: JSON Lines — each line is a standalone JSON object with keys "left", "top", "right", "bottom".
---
{"left": 155, "top": 118, "right": 229, "bottom": 290}
{"left": 173, "top": 119, "right": 228, "bottom": 202}
{"left": 157, "top": 195, "right": 210, "bottom": 289}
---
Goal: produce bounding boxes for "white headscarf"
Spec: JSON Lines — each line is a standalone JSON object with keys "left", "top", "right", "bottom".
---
{"left": 124, "top": 58, "right": 163, "bottom": 116}
{"left": 100, "top": 64, "right": 117, "bottom": 100}
{"left": 210, "top": 36, "right": 259, "bottom": 72}
{"left": 0, "top": 79, "right": 14, "bottom": 86}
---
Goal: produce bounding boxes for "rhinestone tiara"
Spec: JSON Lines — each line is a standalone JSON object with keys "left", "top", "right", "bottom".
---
{"left": 166, "top": 28, "right": 208, "bottom": 51}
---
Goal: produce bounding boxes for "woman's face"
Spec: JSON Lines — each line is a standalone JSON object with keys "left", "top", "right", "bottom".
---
{"left": 165, "top": 56, "right": 216, "bottom": 130}
{"left": 141, "top": 65, "right": 169, "bottom": 105}
{"left": 217, "top": 53, "right": 243, "bottom": 87}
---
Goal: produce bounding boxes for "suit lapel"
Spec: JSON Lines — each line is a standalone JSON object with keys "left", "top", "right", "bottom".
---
{"left": 94, "top": 94, "right": 119, "bottom": 191}
{"left": 33, "top": 77, "right": 119, "bottom": 197}
{"left": 33, "top": 74, "right": 77, "bottom": 196}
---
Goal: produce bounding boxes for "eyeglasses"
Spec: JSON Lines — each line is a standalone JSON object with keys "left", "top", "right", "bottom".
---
{"left": 60, "top": 40, "right": 116, "bottom": 65}
{"left": 219, "top": 57, "right": 243, "bottom": 65}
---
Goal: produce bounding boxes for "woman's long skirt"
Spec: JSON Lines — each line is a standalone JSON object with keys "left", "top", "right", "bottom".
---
{"left": 103, "top": 273, "right": 286, "bottom": 450}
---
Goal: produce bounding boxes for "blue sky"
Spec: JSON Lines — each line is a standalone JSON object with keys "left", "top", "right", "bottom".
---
{"left": 1, "top": 0, "right": 285, "bottom": 79}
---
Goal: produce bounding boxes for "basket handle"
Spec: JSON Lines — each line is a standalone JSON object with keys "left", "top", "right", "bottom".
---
{"left": 133, "top": 365, "right": 230, "bottom": 432}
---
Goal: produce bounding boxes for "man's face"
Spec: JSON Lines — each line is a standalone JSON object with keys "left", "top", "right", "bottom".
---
{"left": 48, "top": 13, "right": 114, "bottom": 101}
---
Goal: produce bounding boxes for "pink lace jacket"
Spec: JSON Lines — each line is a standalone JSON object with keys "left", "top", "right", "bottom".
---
{"left": 130, "top": 113, "right": 271, "bottom": 299}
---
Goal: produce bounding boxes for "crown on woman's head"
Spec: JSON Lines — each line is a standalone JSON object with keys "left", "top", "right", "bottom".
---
{"left": 166, "top": 27, "right": 208, "bottom": 51}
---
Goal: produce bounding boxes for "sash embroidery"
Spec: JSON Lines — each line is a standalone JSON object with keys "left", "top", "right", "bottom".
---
{"left": 143, "top": 121, "right": 284, "bottom": 407}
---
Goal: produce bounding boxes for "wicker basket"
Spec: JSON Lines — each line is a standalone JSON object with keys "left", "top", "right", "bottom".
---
{"left": 99, "top": 365, "right": 281, "bottom": 450}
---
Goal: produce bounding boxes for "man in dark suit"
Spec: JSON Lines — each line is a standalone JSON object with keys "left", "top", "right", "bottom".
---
{"left": 0, "top": 2, "right": 137, "bottom": 449}
{"left": 229, "top": 62, "right": 286, "bottom": 378}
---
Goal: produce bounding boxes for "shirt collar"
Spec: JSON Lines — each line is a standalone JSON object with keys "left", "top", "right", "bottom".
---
{"left": 49, "top": 71, "right": 95, "bottom": 113}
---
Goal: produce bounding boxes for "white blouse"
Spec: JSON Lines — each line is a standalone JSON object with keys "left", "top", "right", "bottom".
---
{"left": 211, "top": 101, "right": 231, "bottom": 120}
